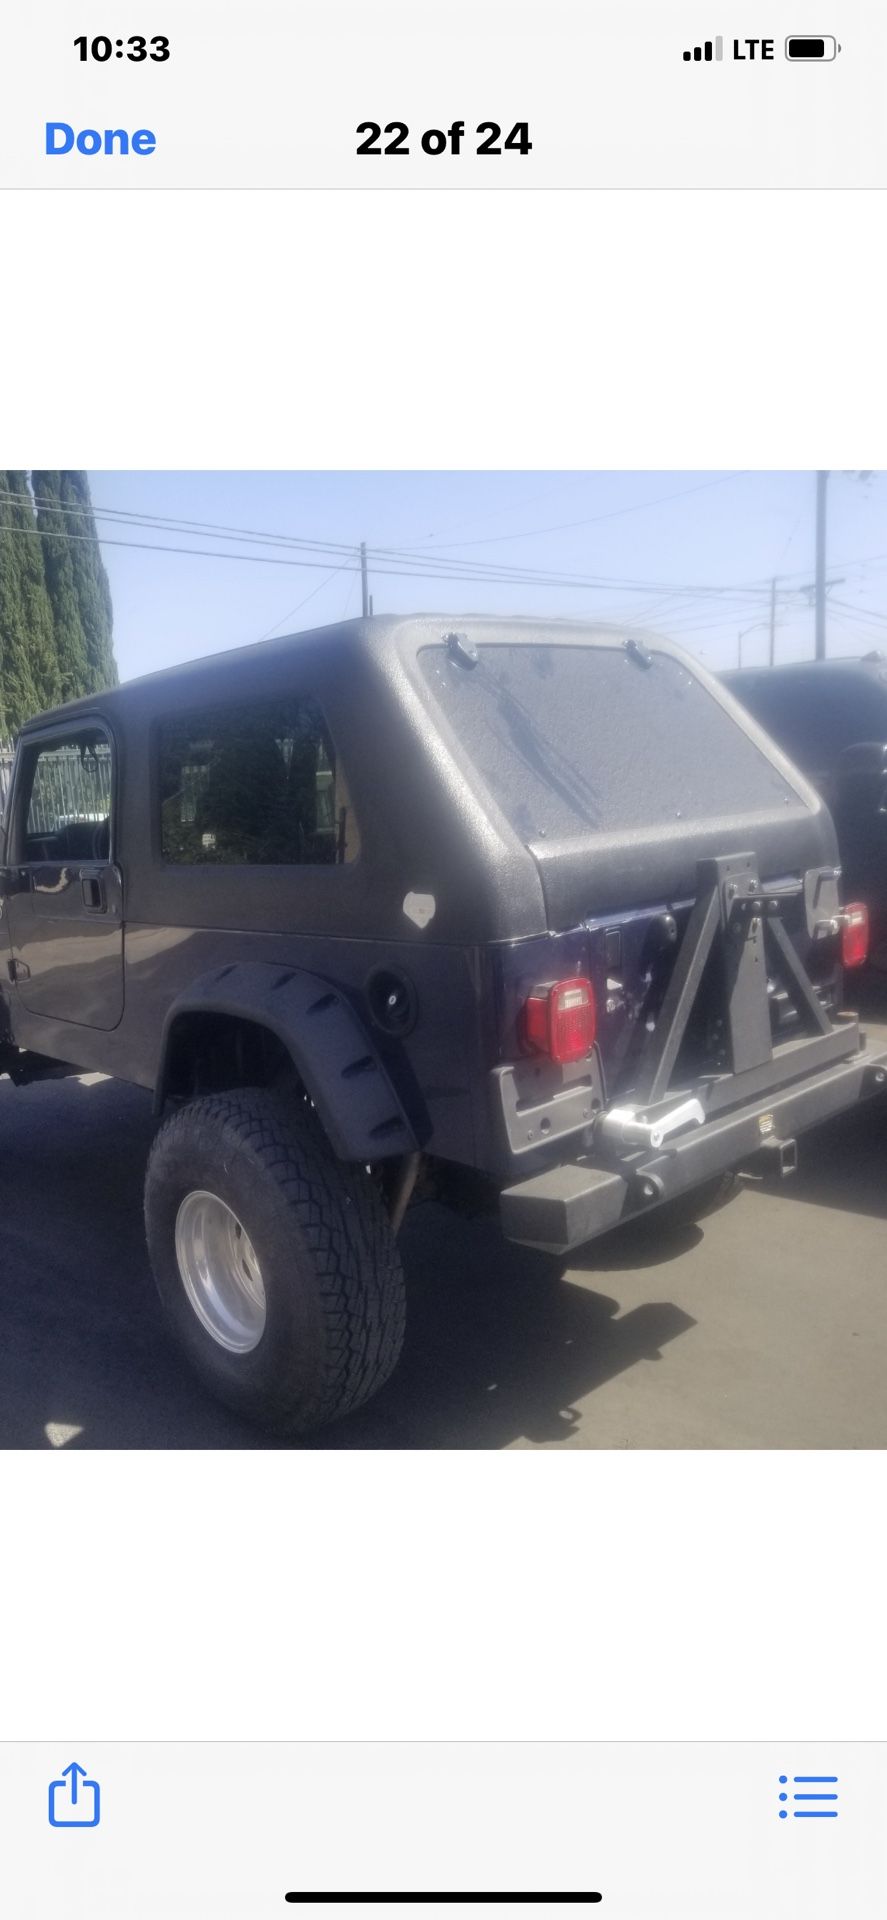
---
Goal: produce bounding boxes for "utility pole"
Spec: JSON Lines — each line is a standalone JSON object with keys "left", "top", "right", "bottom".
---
{"left": 360, "top": 541, "right": 369, "bottom": 618}
{"left": 768, "top": 575, "right": 777, "bottom": 666}
{"left": 815, "top": 470, "right": 829, "bottom": 660}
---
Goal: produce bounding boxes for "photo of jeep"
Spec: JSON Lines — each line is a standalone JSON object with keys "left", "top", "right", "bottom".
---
{"left": 1, "top": 615, "right": 885, "bottom": 1434}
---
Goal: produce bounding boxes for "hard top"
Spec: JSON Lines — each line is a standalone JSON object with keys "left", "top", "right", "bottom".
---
{"left": 13, "top": 616, "right": 836, "bottom": 944}
{"left": 726, "top": 651, "right": 887, "bottom": 696}
{"left": 20, "top": 611, "right": 730, "bottom": 729}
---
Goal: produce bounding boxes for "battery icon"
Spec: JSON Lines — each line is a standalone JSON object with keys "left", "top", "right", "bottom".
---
{"left": 785, "top": 35, "right": 839, "bottom": 59}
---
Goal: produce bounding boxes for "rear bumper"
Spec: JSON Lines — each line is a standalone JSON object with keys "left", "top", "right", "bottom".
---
{"left": 500, "top": 1032, "right": 887, "bottom": 1254}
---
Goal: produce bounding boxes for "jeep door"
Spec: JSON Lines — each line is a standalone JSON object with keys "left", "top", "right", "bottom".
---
{"left": 2, "top": 722, "right": 124, "bottom": 1030}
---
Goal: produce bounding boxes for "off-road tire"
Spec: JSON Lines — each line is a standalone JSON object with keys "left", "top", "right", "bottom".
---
{"left": 655, "top": 1170, "right": 739, "bottom": 1231}
{"left": 144, "top": 1088, "right": 405, "bottom": 1434}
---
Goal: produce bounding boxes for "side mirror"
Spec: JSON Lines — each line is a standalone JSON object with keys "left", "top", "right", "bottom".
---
{"left": 833, "top": 740, "right": 887, "bottom": 817}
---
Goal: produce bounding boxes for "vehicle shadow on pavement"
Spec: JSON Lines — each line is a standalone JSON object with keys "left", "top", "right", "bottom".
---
{"left": 323, "top": 1205, "right": 698, "bottom": 1449}
{"left": 0, "top": 1076, "right": 273, "bottom": 1451}
{"left": 0, "top": 1075, "right": 696, "bottom": 1451}
{"left": 741, "top": 1094, "right": 887, "bottom": 1226}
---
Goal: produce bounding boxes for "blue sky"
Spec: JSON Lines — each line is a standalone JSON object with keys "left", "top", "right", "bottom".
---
{"left": 91, "top": 471, "right": 887, "bottom": 683}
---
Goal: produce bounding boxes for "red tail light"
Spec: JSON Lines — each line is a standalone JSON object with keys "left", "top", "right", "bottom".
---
{"left": 523, "top": 976, "right": 597, "bottom": 1064}
{"left": 841, "top": 902, "right": 869, "bottom": 969}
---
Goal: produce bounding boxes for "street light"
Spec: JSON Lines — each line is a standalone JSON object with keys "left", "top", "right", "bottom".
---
{"left": 736, "top": 619, "right": 768, "bottom": 668}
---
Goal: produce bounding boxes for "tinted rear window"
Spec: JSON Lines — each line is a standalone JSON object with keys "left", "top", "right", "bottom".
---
{"left": 420, "top": 643, "right": 798, "bottom": 840}
{"left": 158, "top": 696, "right": 360, "bottom": 866}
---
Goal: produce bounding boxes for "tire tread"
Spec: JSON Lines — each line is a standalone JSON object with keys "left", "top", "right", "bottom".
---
{"left": 144, "top": 1089, "right": 405, "bottom": 1433}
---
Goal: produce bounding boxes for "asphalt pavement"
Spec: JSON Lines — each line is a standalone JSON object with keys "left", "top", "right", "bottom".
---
{"left": 0, "top": 1061, "right": 885, "bottom": 1450}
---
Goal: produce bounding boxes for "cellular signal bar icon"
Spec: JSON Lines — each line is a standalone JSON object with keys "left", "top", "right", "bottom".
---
{"left": 683, "top": 36, "right": 724, "bottom": 60}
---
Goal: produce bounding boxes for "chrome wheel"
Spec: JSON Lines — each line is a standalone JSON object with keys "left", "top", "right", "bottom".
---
{"left": 174, "top": 1190, "right": 267, "bottom": 1353}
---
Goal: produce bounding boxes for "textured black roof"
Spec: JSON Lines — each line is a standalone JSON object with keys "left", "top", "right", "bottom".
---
{"left": 19, "top": 612, "right": 697, "bottom": 732}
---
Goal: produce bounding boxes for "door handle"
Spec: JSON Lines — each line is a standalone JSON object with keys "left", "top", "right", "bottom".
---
{"left": 80, "top": 870, "right": 106, "bottom": 912}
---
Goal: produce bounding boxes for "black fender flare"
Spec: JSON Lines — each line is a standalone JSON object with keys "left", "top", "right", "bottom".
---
{"left": 154, "top": 961, "right": 425, "bottom": 1160}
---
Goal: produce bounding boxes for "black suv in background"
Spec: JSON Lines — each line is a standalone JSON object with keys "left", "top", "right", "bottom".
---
{"left": 2, "top": 616, "right": 886, "bottom": 1434}
{"left": 725, "top": 654, "right": 887, "bottom": 970}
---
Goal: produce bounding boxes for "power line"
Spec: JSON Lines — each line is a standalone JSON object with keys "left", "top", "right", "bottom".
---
{"left": 0, "top": 482, "right": 802, "bottom": 599}
{"left": 2, "top": 516, "right": 689, "bottom": 594}
{"left": 0, "top": 513, "right": 587, "bottom": 590}
{"left": 8, "top": 481, "right": 886, "bottom": 600}
{"left": 752, "top": 548, "right": 887, "bottom": 583}
{"left": 25, "top": 474, "right": 751, "bottom": 565}
{"left": 0, "top": 486, "right": 362, "bottom": 562}
{"left": 5, "top": 485, "right": 695, "bottom": 590}
{"left": 4, "top": 489, "right": 882, "bottom": 629}
{"left": 254, "top": 559, "right": 354, "bottom": 643}
{"left": 393, "top": 472, "right": 600, "bottom": 546}
{"left": 0, "top": 486, "right": 715, "bottom": 594}
{"left": 340, "top": 569, "right": 358, "bottom": 621}
{"left": 392, "top": 470, "right": 751, "bottom": 551}
{"left": 0, "top": 514, "right": 812, "bottom": 601}
{"left": 829, "top": 597, "right": 887, "bottom": 627}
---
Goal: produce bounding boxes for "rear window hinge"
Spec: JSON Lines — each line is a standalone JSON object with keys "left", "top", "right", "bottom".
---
{"left": 623, "top": 635, "right": 653, "bottom": 669}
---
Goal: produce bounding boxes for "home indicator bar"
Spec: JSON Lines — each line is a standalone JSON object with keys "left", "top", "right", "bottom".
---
{"left": 284, "top": 1899, "right": 603, "bottom": 1909}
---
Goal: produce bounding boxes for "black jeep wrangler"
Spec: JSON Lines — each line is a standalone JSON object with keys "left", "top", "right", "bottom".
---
{"left": 725, "top": 655, "right": 887, "bottom": 971}
{"left": 1, "top": 616, "right": 885, "bottom": 1434}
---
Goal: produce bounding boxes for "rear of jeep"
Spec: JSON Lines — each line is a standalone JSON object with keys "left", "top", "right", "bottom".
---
{"left": 412, "top": 627, "right": 887, "bottom": 1258}
{"left": 115, "top": 619, "right": 887, "bottom": 1436}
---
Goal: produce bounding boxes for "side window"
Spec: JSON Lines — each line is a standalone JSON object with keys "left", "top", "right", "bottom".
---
{"left": 20, "top": 729, "right": 113, "bottom": 863}
{"left": 158, "top": 695, "right": 360, "bottom": 866}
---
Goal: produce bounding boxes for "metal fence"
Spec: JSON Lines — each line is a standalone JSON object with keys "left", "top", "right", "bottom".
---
{"left": 0, "top": 738, "right": 112, "bottom": 833}
{"left": 0, "top": 742, "right": 13, "bottom": 820}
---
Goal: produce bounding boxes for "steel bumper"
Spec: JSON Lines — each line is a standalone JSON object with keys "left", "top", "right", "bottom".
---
{"left": 499, "top": 1034, "right": 887, "bottom": 1254}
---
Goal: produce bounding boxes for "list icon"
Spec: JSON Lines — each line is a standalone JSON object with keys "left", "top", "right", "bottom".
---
{"left": 778, "top": 1772, "right": 838, "bottom": 1818}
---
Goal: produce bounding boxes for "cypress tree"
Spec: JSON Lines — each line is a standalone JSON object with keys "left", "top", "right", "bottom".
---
{"left": 0, "top": 472, "right": 59, "bottom": 734}
{"left": 33, "top": 470, "right": 118, "bottom": 699}
{"left": 60, "top": 471, "right": 117, "bottom": 690}
{"left": 32, "top": 470, "right": 90, "bottom": 702}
